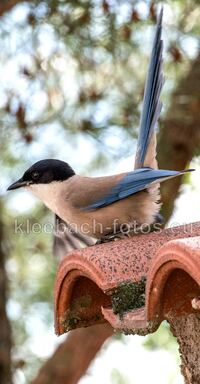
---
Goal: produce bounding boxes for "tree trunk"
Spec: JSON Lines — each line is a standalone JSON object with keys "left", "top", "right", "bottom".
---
{"left": 157, "top": 53, "right": 200, "bottom": 223}
{"left": 170, "top": 314, "right": 200, "bottom": 384}
{"left": 0, "top": 202, "right": 12, "bottom": 384}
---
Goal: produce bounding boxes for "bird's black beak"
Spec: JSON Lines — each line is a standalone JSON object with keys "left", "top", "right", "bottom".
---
{"left": 7, "top": 178, "right": 31, "bottom": 191}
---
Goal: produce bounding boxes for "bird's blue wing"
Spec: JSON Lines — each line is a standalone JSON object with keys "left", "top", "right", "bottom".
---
{"left": 135, "top": 8, "right": 163, "bottom": 169}
{"left": 83, "top": 168, "right": 184, "bottom": 211}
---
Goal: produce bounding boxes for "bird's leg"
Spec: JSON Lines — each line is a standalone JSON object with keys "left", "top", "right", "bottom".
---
{"left": 96, "top": 231, "right": 131, "bottom": 244}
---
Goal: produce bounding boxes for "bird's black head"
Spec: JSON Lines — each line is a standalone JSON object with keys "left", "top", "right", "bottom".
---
{"left": 7, "top": 159, "right": 75, "bottom": 190}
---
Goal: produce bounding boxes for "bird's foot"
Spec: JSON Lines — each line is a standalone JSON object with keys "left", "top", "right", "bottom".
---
{"left": 96, "top": 232, "right": 131, "bottom": 244}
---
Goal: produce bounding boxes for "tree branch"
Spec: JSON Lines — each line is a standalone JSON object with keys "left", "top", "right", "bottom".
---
{"left": 0, "top": 0, "right": 31, "bottom": 17}
{"left": 32, "top": 324, "right": 113, "bottom": 384}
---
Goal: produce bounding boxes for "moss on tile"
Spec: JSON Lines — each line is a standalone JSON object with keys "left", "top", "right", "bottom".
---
{"left": 111, "top": 277, "right": 146, "bottom": 319}
{"left": 59, "top": 309, "right": 102, "bottom": 332}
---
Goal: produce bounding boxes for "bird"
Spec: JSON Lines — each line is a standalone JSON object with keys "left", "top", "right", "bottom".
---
{"left": 7, "top": 9, "right": 194, "bottom": 259}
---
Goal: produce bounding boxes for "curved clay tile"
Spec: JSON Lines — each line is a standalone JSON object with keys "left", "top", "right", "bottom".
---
{"left": 55, "top": 221, "right": 200, "bottom": 335}
{"left": 146, "top": 236, "right": 200, "bottom": 323}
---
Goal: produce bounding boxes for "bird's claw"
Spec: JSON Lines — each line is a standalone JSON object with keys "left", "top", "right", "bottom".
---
{"left": 96, "top": 232, "right": 131, "bottom": 244}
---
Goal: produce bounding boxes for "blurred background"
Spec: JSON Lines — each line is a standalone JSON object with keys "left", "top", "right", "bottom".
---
{"left": 0, "top": 0, "right": 200, "bottom": 383}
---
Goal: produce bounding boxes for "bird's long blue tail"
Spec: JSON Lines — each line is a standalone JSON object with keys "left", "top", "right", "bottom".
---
{"left": 135, "top": 8, "right": 163, "bottom": 169}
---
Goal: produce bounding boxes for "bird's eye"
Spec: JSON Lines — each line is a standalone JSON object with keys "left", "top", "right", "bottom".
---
{"left": 31, "top": 171, "right": 39, "bottom": 180}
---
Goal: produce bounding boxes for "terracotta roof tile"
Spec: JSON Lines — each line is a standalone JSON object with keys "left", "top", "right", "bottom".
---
{"left": 55, "top": 222, "right": 200, "bottom": 335}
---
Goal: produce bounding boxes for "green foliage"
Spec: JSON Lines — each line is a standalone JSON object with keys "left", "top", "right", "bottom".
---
{"left": 111, "top": 368, "right": 130, "bottom": 384}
